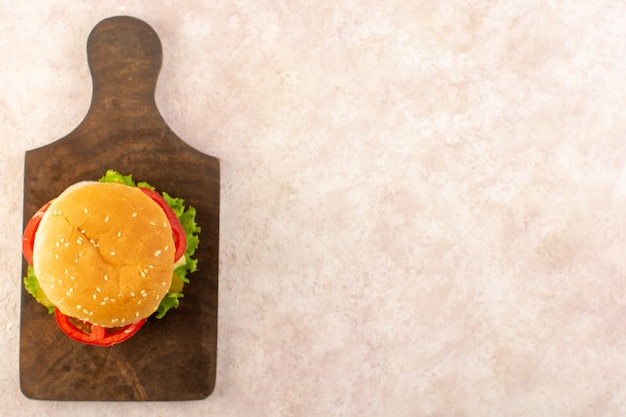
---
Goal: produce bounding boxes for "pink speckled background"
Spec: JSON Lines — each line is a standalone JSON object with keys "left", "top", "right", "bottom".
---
{"left": 3, "top": 1, "right": 626, "bottom": 416}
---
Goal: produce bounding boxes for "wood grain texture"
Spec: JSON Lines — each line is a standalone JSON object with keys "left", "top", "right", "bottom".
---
{"left": 19, "top": 16, "right": 219, "bottom": 401}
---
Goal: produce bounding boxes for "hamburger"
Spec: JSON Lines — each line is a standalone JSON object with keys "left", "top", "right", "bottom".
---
{"left": 22, "top": 170, "right": 200, "bottom": 346}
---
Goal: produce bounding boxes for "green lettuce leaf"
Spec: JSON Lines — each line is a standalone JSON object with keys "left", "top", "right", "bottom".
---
{"left": 167, "top": 196, "right": 201, "bottom": 285}
{"left": 154, "top": 291, "right": 184, "bottom": 319}
{"left": 99, "top": 169, "right": 136, "bottom": 186}
{"left": 24, "top": 265, "right": 54, "bottom": 314}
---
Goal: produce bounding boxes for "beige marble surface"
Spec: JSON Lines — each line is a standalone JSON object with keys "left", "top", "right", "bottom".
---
{"left": 2, "top": 0, "right": 626, "bottom": 415}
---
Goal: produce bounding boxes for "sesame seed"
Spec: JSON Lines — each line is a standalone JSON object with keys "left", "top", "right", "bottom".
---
{"left": 112, "top": 318, "right": 118, "bottom": 323}
{"left": 117, "top": 231, "right": 122, "bottom": 238}
{"left": 104, "top": 297, "right": 109, "bottom": 301}
{"left": 74, "top": 258, "right": 79, "bottom": 264}
{"left": 121, "top": 319, "right": 126, "bottom": 324}
{"left": 104, "top": 275, "right": 109, "bottom": 281}
{"left": 130, "top": 292, "right": 135, "bottom": 297}
{"left": 84, "top": 208, "right": 88, "bottom": 214}
{"left": 64, "top": 242, "right": 70, "bottom": 247}
{"left": 66, "top": 291, "right": 72, "bottom": 296}
{"left": 140, "top": 271, "right": 146, "bottom": 278}
{"left": 80, "top": 229, "right": 86, "bottom": 234}
{"left": 154, "top": 250, "right": 162, "bottom": 257}
{"left": 68, "top": 288, "right": 73, "bottom": 293}
{"left": 104, "top": 216, "right": 109, "bottom": 223}
{"left": 135, "top": 312, "right": 140, "bottom": 318}
{"left": 100, "top": 301, "right": 106, "bottom": 306}
{"left": 137, "top": 300, "right": 142, "bottom": 305}
{"left": 110, "top": 251, "right": 116, "bottom": 256}
{"left": 149, "top": 221, "right": 156, "bottom": 226}
{"left": 96, "top": 287, "right": 101, "bottom": 292}
{"left": 83, "top": 309, "right": 89, "bottom": 314}
{"left": 64, "top": 269, "right": 69, "bottom": 274}
{"left": 55, "top": 254, "right": 59, "bottom": 260}
{"left": 60, "top": 238, "right": 64, "bottom": 243}
{"left": 164, "top": 245, "right": 169, "bottom": 251}
{"left": 132, "top": 212, "right": 137, "bottom": 218}
{"left": 55, "top": 242, "right": 60, "bottom": 248}
{"left": 70, "top": 276, "right": 76, "bottom": 280}
{"left": 76, "top": 305, "right": 82, "bottom": 309}
{"left": 58, "top": 279, "right": 62, "bottom": 284}
{"left": 50, "top": 284, "right": 55, "bottom": 288}
{"left": 148, "top": 265, "right": 154, "bottom": 269}
{"left": 161, "top": 282, "right": 166, "bottom": 286}
{"left": 156, "top": 295, "right": 160, "bottom": 300}
{"left": 110, "top": 298, "right": 116, "bottom": 302}
{"left": 163, "top": 221, "right": 167, "bottom": 227}
{"left": 76, "top": 238, "right": 82, "bottom": 244}
{"left": 92, "top": 294, "right": 97, "bottom": 300}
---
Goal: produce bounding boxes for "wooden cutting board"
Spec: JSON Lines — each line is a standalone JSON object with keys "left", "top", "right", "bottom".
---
{"left": 19, "top": 16, "right": 219, "bottom": 401}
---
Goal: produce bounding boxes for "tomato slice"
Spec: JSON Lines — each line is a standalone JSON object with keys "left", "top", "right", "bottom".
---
{"left": 55, "top": 307, "right": 146, "bottom": 346}
{"left": 139, "top": 187, "right": 187, "bottom": 262}
{"left": 22, "top": 200, "right": 53, "bottom": 265}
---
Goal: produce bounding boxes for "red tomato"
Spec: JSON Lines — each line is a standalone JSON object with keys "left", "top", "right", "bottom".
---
{"left": 139, "top": 187, "right": 187, "bottom": 262}
{"left": 55, "top": 307, "right": 146, "bottom": 347}
{"left": 22, "top": 200, "right": 53, "bottom": 265}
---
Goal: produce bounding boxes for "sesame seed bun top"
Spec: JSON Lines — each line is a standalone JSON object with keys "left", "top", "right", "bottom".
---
{"left": 33, "top": 181, "right": 175, "bottom": 327}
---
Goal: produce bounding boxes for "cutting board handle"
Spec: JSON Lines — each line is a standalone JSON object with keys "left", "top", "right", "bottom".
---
{"left": 85, "top": 16, "right": 164, "bottom": 120}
